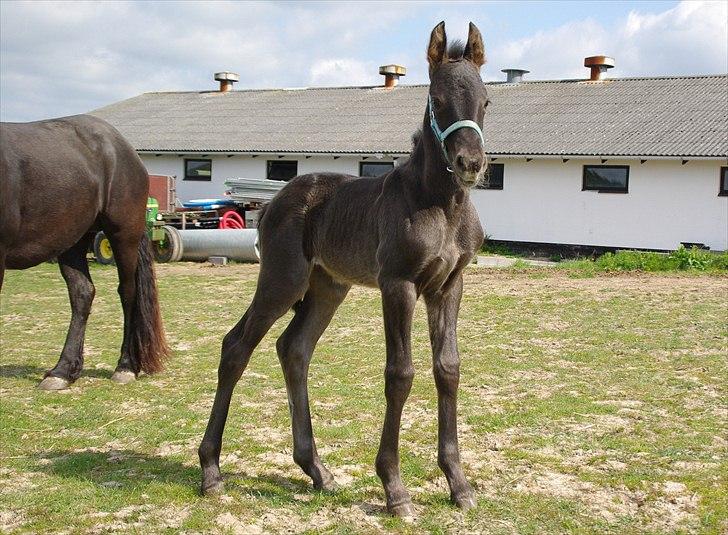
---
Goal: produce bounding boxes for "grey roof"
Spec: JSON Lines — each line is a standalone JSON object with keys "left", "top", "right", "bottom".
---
{"left": 91, "top": 75, "right": 728, "bottom": 158}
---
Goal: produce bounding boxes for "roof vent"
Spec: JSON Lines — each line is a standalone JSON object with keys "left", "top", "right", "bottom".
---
{"left": 501, "top": 68, "right": 529, "bottom": 84}
{"left": 214, "top": 71, "right": 239, "bottom": 92}
{"left": 379, "top": 65, "right": 406, "bottom": 89}
{"left": 584, "top": 56, "right": 614, "bottom": 81}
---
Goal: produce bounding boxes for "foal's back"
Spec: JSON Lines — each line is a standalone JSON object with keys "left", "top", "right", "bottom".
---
{"left": 258, "top": 170, "right": 388, "bottom": 287}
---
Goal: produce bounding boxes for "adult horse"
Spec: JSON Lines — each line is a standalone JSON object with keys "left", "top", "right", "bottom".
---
{"left": 199, "top": 21, "right": 487, "bottom": 516}
{"left": 0, "top": 114, "right": 169, "bottom": 390}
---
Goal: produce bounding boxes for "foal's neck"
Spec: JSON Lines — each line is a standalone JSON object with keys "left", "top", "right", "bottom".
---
{"left": 405, "top": 122, "right": 468, "bottom": 214}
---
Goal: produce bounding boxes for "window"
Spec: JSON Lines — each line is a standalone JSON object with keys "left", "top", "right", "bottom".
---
{"left": 267, "top": 160, "right": 298, "bottom": 181}
{"left": 477, "top": 163, "right": 504, "bottom": 190}
{"left": 583, "top": 165, "right": 629, "bottom": 193}
{"left": 720, "top": 167, "right": 728, "bottom": 196}
{"left": 184, "top": 159, "right": 211, "bottom": 181}
{"left": 360, "top": 161, "right": 394, "bottom": 177}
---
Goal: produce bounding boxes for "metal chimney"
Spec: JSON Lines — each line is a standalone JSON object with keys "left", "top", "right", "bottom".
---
{"left": 379, "top": 64, "right": 406, "bottom": 88}
{"left": 214, "top": 71, "right": 239, "bottom": 92}
{"left": 501, "top": 68, "right": 529, "bottom": 84}
{"left": 584, "top": 56, "right": 614, "bottom": 81}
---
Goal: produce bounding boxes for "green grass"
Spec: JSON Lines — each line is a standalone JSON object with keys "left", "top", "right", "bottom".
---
{"left": 559, "top": 247, "right": 728, "bottom": 274}
{"left": 1, "top": 263, "right": 726, "bottom": 533}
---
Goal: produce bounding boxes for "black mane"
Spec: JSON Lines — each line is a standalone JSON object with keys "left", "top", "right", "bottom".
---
{"left": 447, "top": 39, "right": 465, "bottom": 60}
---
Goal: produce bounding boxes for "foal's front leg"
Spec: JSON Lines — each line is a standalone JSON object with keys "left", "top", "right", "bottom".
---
{"left": 425, "top": 274, "right": 475, "bottom": 510}
{"left": 376, "top": 278, "right": 417, "bottom": 517}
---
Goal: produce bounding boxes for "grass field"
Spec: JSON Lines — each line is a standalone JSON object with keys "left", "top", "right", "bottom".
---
{"left": 1, "top": 262, "right": 726, "bottom": 534}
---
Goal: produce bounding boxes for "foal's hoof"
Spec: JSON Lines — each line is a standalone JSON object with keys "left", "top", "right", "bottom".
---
{"left": 314, "top": 478, "right": 338, "bottom": 492}
{"left": 37, "top": 376, "right": 70, "bottom": 391}
{"left": 388, "top": 501, "right": 416, "bottom": 518}
{"left": 453, "top": 493, "right": 477, "bottom": 511}
{"left": 201, "top": 479, "right": 225, "bottom": 496}
{"left": 111, "top": 370, "right": 136, "bottom": 384}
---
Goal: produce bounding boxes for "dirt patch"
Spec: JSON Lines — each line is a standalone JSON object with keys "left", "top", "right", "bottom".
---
{"left": 0, "top": 509, "right": 25, "bottom": 531}
{"left": 514, "top": 470, "right": 699, "bottom": 531}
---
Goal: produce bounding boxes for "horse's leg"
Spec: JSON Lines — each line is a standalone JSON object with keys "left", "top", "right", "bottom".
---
{"left": 375, "top": 277, "right": 417, "bottom": 517}
{"left": 199, "top": 252, "right": 311, "bottom": 495}
{"left": 276, "top": 266, "right": 350, "bottom": 491}
{"left": 0, "top": 250, "right": 5, "bottom": 292}
{"left": 104, "top": 231, "right": 143, "bottom": 383}
{"left": 38, "top": 235, "right": 95, "bottom": 391}
{"left": 425, "top": 275, "right": 475, "bottom": 510}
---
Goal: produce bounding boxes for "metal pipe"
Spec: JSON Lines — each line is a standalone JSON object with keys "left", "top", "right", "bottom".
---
{"left": 173, "top": 228, "right": 260, "bottom": 263}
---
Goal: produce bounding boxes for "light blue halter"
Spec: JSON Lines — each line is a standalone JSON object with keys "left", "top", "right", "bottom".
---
{"left": 428, "top": 94, "right": 485, "bottom": 168}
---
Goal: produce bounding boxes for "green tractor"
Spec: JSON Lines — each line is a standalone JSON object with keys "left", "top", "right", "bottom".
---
{"left": 93, "top": 197, "right": 170, "bottom": 264}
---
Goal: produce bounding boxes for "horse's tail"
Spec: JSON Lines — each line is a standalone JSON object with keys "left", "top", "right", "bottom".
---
{"left": 130, "top": 233, "right": 170, "bottom": 374}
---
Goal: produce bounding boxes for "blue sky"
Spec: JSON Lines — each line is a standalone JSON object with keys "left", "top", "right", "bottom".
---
{"left": 1, "top": 1, "right": 726, "bottom": 122}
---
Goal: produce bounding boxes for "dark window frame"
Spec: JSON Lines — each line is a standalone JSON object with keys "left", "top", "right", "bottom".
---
{"left": 184, "top": 158, "right": 212, "bottom": 181}
{"left": 719, "top": 167, "right": 728, "bottom": 197}
{"left": 582, "top": 164, "right": 629, "bottom": 194}
{"left": 477, "top": 162, "right": 505, "bottom": 190}
{"left": 266, "top": 160, "right": 298, "bottom": 182}
{"left": 359, "top": 161, "right": 394, "bottom": 177}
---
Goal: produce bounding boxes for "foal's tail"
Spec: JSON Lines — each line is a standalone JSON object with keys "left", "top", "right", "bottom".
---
{"left": 130, "top": 233, "right": 170, "bottom": 374}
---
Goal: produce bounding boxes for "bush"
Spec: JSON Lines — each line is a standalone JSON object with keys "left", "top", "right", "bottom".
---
{"left": 668, "top": 245, "right": 712, "bottom": 270}
{"left": 560, "top": 246, "right": 728, "bottom": 273}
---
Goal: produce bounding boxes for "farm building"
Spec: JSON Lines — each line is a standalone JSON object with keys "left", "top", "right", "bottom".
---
{"left": 91, "top": 60, "right": 728, "bottom": 251}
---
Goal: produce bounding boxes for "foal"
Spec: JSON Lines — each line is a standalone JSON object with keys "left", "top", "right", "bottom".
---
{"left": 200, "top": 21, "right": 487, "bottom": 516}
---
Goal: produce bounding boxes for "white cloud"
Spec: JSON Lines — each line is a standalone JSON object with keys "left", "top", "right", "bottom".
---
{"left": 487, "top": 0, "right": 727, "bottom": 81}
{"left": 0, "top": 0, "right": 420, "bottom": 121}
{"left": 309, "top": 58, "right": 378, "bottom": 87}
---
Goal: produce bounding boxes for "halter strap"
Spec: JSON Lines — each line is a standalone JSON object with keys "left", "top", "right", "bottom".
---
{"left": 428, "top": 94, "right": 484, "bottom": 165}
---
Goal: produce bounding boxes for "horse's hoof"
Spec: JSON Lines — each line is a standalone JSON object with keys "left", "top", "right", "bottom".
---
{"left": 388, "top": 501, "right": 416, "bottom": 518}
{"left": 453, "top": 493, "right": 477, "bottom": 511}
{"left": 314, "top": 478, "right": 338, "bottom": 492}
{"left": 111, "top": 370, "right": 136, "bottom": 384}
{"left": 201, "top": 479, "right": 225, "bottom": 496}
{"left": 37, "top": 376, "right": 71, "bottom": 391}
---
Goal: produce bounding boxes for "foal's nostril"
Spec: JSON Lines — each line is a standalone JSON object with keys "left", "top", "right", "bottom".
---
{"left": 456, "top": 154, "right": 482, "bottom": 174}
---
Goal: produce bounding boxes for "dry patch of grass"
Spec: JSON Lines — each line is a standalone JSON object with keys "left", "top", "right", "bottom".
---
{"left": 1, "top": 262, "right": 726, "bottom": 534}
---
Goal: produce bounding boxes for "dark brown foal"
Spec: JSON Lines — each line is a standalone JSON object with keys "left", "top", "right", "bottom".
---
{"left": 199, "top": 21, "right": 488, "bottom": 516}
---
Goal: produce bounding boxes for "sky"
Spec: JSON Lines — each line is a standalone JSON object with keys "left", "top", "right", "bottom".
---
{"left": 0, "top": 0, "right": 726, "bottom": 122}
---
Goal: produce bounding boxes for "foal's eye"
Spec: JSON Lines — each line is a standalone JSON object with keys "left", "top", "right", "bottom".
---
{"left": 483, "top": 99, "right": 491, "bottom": 110}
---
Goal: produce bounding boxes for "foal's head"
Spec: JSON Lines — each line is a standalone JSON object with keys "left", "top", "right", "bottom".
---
{"left": 426, "top": 22, "right": 489, "bottom": 188}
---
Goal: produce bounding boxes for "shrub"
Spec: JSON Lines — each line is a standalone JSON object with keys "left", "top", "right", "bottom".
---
{"left": 668, "top": 245, "right": 712, "bottom": 270}
{"left": 558, "top": 246, "right": 727, "bottom": 273}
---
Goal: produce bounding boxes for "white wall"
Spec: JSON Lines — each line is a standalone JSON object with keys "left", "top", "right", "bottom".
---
{"left": 471, "top": 158, "right": 728, "bottom": 251}
{"left": 140, "top": 154, "right": 370, "bottom": 202}
{"left": 140, "top": 153, "right": 727, "bottom": 251}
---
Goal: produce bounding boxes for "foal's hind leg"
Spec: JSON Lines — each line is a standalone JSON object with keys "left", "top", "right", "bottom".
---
{"left": 277, "top": 267, "right": 350, "bottom": 491}
{"left": 38, "top": 235, "right": 95, "bottom": 391}
{"left": 199, "top": 254, "right": 311, "bottom": 495}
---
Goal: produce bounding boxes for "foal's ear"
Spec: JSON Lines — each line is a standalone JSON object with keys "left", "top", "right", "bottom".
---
{"left": 464, "top": 22, "right": 486, "bottom": 68}
{"left": 427, "top": 21, "right": 447, "bottom": 73}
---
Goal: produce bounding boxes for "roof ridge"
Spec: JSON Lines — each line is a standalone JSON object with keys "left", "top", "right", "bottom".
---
{"left": 133, "top": 73, "right": 727, "bottom": 96}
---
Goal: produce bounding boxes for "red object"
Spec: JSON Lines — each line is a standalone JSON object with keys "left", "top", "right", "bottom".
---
{"left": 148, "top": 175, "right": 175, "bottom": 212}
{"left": 219, "top": 210, "right": 245, "bottom": 229}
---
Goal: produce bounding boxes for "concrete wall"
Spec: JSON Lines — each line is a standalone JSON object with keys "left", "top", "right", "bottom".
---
{"left": 470, "top": 158, "right": 728, "bottom": 251}
{"left": 140, "top": 153, "right": 728, "bottom": 251}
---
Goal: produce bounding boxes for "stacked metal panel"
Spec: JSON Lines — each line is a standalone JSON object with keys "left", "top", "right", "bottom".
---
{"left": 224, "top": 177, "right": 286, "bottom": 203}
